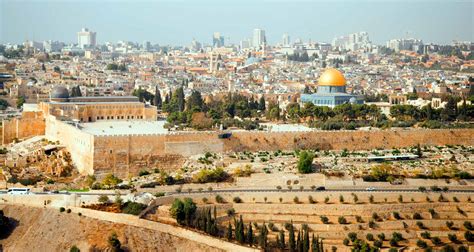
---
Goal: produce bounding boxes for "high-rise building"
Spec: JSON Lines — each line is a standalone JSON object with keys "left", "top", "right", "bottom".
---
{"left": 213, "top": 32, "right": 224, "bottom": 47}
{"left": 77, "top": 28, "right": 97, "bottom": 49}
{"left": 252, "top": 28, "right": 266, "bottom": 48}
{"left": 282, "top": 33, "right": 290, "bottom": 46}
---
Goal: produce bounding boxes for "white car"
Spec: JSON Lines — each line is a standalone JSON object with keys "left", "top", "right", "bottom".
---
{"left": 365, "top": 187, "right": 376, "bottom": 191}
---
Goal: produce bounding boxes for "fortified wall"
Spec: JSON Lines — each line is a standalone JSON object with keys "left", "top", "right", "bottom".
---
{"left": 1, "top": 111, "right": 45, "bottom": 145}
{"left": 91, "top": 128, "right": 474, "bottom": 178}
{"left": 45, "top": 115, "right": 95, "bottom": 174}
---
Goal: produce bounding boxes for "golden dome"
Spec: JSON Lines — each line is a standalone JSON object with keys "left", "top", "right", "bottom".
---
{"left": 318, "top": 68, "right": 346, "bottom": 86}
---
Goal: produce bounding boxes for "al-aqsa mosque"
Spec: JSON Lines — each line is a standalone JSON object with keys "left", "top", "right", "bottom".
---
{"left": 300, "top": 68, "right": 363, "bottom": 108}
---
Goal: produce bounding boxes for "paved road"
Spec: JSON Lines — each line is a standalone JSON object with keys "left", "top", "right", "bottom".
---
{"left": 2, "top": 188, "right": 473, "bottom": 196}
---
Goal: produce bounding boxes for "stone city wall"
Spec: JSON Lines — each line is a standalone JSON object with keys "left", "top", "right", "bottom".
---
{"left": 2, "top": 111, "right": 45, "bottom": 145}
{"left": 90, "top": 128, "right": 473, "bottom": 178}
{"left": 45, "top": 116, "right": 95, "bottom": 174}
{"left": 224, "top": 128, "right": 474, "bottom": 152}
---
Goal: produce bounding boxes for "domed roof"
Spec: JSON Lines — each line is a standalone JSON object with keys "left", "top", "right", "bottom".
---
{"left": 51, "top": 86, "right": 69, "bottom": 99}
{"left": 318, "top": 68, "right": 346, "bottom": 87}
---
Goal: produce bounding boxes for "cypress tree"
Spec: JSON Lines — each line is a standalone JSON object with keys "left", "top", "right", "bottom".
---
{"left": 303, "top": 227, "right": 309, "bottom": 252}
{"left": 258, "top": 96, "right": 266, "bottom": 111}
{"left": 176, "top": 87, "right": 185, "bottom": 112}
{"left": 246, "top": 222, "right": 253, "bottom": 246}
{"left": 289, "top": 222, "right": 296, "bottom": 252}
{"left": 279, "top": 230, "right": 286, "bottom": 249}
{"left": 226, "top": 222, "right": 232, "bottom": 240}
{"left": 319, "top": 238, "right": 323, "bottom": 252}
{"left": 311, "top": 234, "right": 318, "bottom": 252}
{"left": 297, "top": 230, "right": 303, "bottom": 252}
{"left": 154, "top": 86, "right": 162, "bottom": 109}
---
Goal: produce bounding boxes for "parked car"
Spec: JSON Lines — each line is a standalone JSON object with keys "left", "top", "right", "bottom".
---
{"left": 316, "top": 186, "right": 326, "bottom": 191}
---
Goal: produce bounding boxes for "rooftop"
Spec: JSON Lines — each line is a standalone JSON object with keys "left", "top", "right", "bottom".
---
{"left": 79, "top": 120, "right": 169, "bottom": 136}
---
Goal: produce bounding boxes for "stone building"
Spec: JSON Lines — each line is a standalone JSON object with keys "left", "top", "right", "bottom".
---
{"left": 300, "top": 68, "right": 363, "bottom": 108}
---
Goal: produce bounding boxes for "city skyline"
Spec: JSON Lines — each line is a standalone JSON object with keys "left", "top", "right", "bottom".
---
{"left": 1, "top": 0, "right": 473, "bottom": 45}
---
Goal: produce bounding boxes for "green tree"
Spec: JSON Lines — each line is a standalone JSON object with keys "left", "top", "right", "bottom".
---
{"left": 258, "top": 96, "right": 266, "bottom": 111}
{"left": 297, "top": 151, "right": 314, "bottom": 174}
{"left": 108, "top": 232, "right": 122, "bottom": 252}
{"left": 289, "top": 222, "right": 296, "bottom": 252}
{"left": 246, "top": 222, "right": 253, "bottom": 245}
{"left": 170, "top": 199, "right": 185, "bottom": 224}
{"left": 154, "top": 86, "right": 162, "bottom": 109}
{"left": 441, "top": 96, "right": 458, "bottom": 121}
{"left": 16, "top": 96, "right": 25, "bottom": 109}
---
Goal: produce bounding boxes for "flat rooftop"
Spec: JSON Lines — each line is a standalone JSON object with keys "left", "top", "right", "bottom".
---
{"left": 79, "top": 120, "right": 169, "bottom": 136}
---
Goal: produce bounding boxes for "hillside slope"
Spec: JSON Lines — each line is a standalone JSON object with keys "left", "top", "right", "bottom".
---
{"left": 0, "top": 204, "right": 223, "bottom": 252}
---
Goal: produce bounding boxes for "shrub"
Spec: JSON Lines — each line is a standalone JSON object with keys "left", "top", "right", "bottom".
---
{"left": 226, "top": 208, "right": 235, "bottom": 217}
{"left": 368, "top": 195, "right": 374, "bottom": 204}
{"left": 368, "top": 220, "right": 376, "bottom": 229}
{"left": 339, "top": 195, "right": 344, "bottom": 203}
{"left": 348, "top": 232, "right": 357, "bottom": 242}
{"left": 413, "top": 213, "right": 422, "bottom": 220}
{"left": 465, "top": 231, "right": 474, "bottom": 242}
{"left": 377, "top": 233, "right": 385, "bottom": 241}
{"left": 324, "top": 196, "right": 330, "bottom": 204}
{"left": 431, "top": 236, "right": 442, "bottom": 246}
{"left": 453, "top": 196, "right": 459, "bottom": 202}
{"left": 372, "top": 212, "right": 379, "bottom": 221}
{"left": 418, "top": 186, "right": 427, "bottom": 192}
{"left": 78, "top": 212, "right": 82, "bottom": 216}
{"left": 98, "top": 195, "right": 110, "bottom": 203}
{"left": 389, "top": 238, "right": 398, "bottom": 247}
{"left": 293, "top": 196, "right": 300, "bottom": 204}
{"left": 279, "top": 197, "right": 283, "bottom": 203}
{"left": 355, "top": 215, "right": 363, "bottom": 223}
{"left": 392, "top": 212, "right": 401, "bottom": 220}
{"left": 59, "top": 207, "right": 65, "bottom": 212}
{"left": 417, "top": 239, "right": 428, "bottom": 248}
{"left": 233, "top": 197, "right": 242, "bottom": 203}
{"left": 66, "top": 209, "right": 71, "bottom": 213}
{"left": 121, "top": 202, "right": 147, "bottom": 215}
{"left": 446, "top": 221, "right": 454, "bottom": 229}
{"left": 430, "top": 186, "right": 441, "bottom": 191}
{"left": 338, "top": 216, "right": 348, "bottom": 224}
{"left": 463, "top": 221, "right": 473, "bottom": 230}
{"left": 428, "top": 208, "right": 435, "bottom": 217}
{"left": 154, "top": 192, "right": 165, "bottom": 197}
{"left": 416, "top": 221, "right": 425, "bottom": 229}
{"left": 215, "top": 195, "right": 225, "bottom": 203}
{"left": 138, "top": 170, "right": 150, "bottom": 176}
{"left": 373, "top": 240, "right": 382, "bottom": 248}
{"left": 193, "top": 168, "right": 229, "bottom": 183}
{"left": 70, "top": 245, "right": 80, "bottom": 252}
{"left": 343, "top": 238, "right": 350, "bottom": 246}
{"left": 366, "top": 233, "right": 374, "bottom": 241}
{"left": 202, "top": 197, "right": 208, "bottom": 204}
{"left": 420, "top": 231, "right": 431, "bottom": 239}
{"left": 398, "top": 195, "right": 403, "bottom": 203}
{"left": 392, "top": 232, "right": 403, "bottom": 242}
{"left": 108, "top": 232, "right": 121, "bottom": 251}
{"left": 447, "top": 233, "right": 457, "bottom": 243}
{"left": 320, "top": 215, "right": 329, "bottom": 224}
{"left": 308, "top": 196, "right": 316, "bottom": 204}
{"left": 276, "top": 185, "right": 282, "bottom": 190}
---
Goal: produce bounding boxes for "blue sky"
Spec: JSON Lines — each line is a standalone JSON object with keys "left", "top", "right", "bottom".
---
{"left": 1, "top": 0, "right": 473, "bottom": 45}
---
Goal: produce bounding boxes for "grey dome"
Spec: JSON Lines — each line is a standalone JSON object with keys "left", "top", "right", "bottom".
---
{"left": 51, "top": 86, "right": 69, "bottom": 99}
{"left": 349, "top": 97, "right": 357, "bottom": 104}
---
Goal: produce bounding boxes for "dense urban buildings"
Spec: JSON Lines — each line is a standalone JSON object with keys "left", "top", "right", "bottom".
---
{"left": 0, "top": 1, "right": 473, "bottom": 251}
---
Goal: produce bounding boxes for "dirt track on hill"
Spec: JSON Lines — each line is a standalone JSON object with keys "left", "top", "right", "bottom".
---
{"left": 0, "top": 204, "right": 223, "bottom": 252}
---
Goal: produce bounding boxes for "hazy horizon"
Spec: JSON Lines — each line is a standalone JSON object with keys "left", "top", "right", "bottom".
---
{"left": 1, "top": 0, "right": 473, "bottom": 46}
